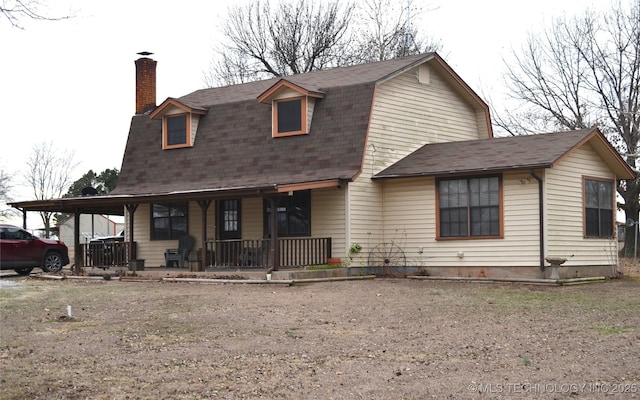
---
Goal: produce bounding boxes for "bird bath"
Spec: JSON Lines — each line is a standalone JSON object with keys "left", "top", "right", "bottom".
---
{"left": 544, "top": 257, "right": 567, "bottom": 280}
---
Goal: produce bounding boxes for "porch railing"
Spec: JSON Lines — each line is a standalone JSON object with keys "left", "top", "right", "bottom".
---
{"left": 278, "top": 237, "right": 332, "bottom": 267}
{"left": 205, "top": 237, "right": 331, "bottom": 269}
{"left": 80, "top": 242, "right": 135, "bottom": 269}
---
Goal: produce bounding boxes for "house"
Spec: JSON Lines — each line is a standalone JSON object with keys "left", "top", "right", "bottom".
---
{"left": 11, "top": 52, "right": 635, "bottom": 279}
{"left": 57, "top": 214, "right": 124, "bottom": 262}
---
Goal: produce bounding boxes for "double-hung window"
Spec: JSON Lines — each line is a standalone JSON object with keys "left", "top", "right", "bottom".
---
{"left": 584, "top": 178, "right": 614, "bottom": 238}
{"left": 151, "top": 203, "right": 188, "bottom": 240}
{"left": 438, "top": 176, "right": 502, "bottom": 238}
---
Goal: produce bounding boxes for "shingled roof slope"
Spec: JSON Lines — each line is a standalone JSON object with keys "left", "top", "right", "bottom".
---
{"left": 112, "top": 53, "right": 502, "bottom": 196}
{"left": 113, "top": 54, "right": 444, "bottom": 197}
{"left": 177, "top": 53, "right": 434, "bottom": 109}
{"left": 374, "top": 128, "right": 630, "bottom": 178}
{"left": 114, "top": 81, "right": 377, "bottom": 196}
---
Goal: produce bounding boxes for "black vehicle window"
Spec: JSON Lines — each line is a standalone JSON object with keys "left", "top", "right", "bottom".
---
{"left": 2, "top": 228, "right": 31, "bottom": 240}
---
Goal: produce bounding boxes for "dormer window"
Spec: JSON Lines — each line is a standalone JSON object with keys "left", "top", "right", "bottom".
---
{"left": 257, "top": 79, "right": 324, "bottom": 138}
{"left": 165, "top": 114, "right": 189, "bottom": 147}
{"left": 150, "top": 98, "right": 207, "bottom": 150}
{"left": 275, "top": 97, "right": 306, "bottom": 136}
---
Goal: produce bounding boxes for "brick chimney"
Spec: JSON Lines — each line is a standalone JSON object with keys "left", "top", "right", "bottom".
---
{"left": 135, "top": 53, "right": 156, "bottom": 114}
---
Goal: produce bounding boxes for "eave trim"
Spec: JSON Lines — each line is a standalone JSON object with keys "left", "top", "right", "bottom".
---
{"left": 257, "top": 79, "right": 325, "bottom": 103}
{"left": 150, "top": 97, "right": 208, "bottom": 119}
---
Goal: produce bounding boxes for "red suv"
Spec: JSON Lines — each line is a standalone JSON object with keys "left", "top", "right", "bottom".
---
{"left": 0, "top": 224, "right": 69, "bottom": 275}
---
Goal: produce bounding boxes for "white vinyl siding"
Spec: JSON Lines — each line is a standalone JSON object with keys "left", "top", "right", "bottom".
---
{"left": 348, "top": 178, "right": 384, "bottom": 264}
{"left": 130, "top": 202, "right": 215, "bottom": 267}
{"left": 241, "top": 197, "right": 264, "bottom": 239}
{"left": 545, "top": 144, "right": 618, "bottom": 267}
{"left": 350, "top": 64, "right": 489, "bottom": 264}
{"left": 130, "top": 204, "right": 164, "bottom": 266}
{"left": 369, "top": 65, "right": 487, "bottom": 169}
{"left": 190, "top": 115, "right": 199, "bottom": 146}
{"left": 311, "top": 187, "right": 347, "bottom": 259}
{"left": 377, "top": 172, "right": 540, "bottom": 268}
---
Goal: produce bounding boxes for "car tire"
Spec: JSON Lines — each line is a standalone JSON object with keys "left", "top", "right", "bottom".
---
{"left": 42, "top": 252, "right": 64, "bottom": 273}
{"left": 14, "top": 267, "right": 33, "bottom": 275}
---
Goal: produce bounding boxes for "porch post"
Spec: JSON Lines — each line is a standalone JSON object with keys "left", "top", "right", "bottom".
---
{"left": 269, "top": 197, "right": 280, "bottom": 271}
{"left": 73, "top": 213, "right": 82, "bottom": 274}
{"left": 125, "top": 204, "right": 138, "bottom": 260}
{"left": 197, "top": 200, "right": 212, "bottom": 270}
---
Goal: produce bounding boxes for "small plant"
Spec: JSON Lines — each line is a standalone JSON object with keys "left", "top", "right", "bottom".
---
{"left": 307, "top": 264, "right": 342, "bottom": 270}
{"left": 522, "top": 355, "right": 531, "bottom": 367}
{"left": 103, "top": 274, "right": 112, "bottom": 281}
{"left": 349, "top": 243, "right": 362, "bottom": 254}
{"left": 345, "top": 243, "right": 363, "bottom": 268}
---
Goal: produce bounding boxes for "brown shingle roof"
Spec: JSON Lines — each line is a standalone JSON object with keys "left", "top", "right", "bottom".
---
{"left": 114, "top": 54, "right": 434, "bottom": 196}
{"left": 178, "top": 53, "right": 434, "bottom": 108}
{"left": 112, "top": 52, "right": 493, "bottom": 197}
{"left": 374, "top": 128, "right": 633, "bottom": 179}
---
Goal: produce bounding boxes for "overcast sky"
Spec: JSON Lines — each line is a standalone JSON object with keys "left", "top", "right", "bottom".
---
{"left": 1, "top": 0, "right": 606, "bottom": 227}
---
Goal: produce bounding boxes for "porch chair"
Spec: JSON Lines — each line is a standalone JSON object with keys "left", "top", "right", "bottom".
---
{"left": 164, "top": 235, "right": 195, "bottom": 268}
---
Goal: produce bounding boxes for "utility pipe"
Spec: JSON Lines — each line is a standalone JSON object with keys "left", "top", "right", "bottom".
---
{"left": 530, "top": 170, "right": 544, "bottom": 272}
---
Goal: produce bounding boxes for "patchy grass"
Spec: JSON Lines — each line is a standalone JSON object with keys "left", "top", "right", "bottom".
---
{"left": 597, "top": 325, "right": 629, "bottom": 335}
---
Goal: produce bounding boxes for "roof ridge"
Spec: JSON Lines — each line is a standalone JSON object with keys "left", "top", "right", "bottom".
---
{"left": 179, "top": 53, "right": 435, "bottom": 107}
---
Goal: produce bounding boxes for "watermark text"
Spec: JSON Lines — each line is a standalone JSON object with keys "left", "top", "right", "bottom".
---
{"left": 468, "top": 382, "right": 637, "bottom": 395}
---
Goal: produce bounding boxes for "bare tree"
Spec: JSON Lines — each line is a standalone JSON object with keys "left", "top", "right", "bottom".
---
{"left": 24, "top": 142, "right": 78, "bottom": 237}
{"left": 348, "top": 0, "right": 441, "bottom": 64}
{"left": 0, "top": 164, "right": 19, "bottom": 221}
{"left": 205, "top": 0, "right": 354, "bottom": 86}
{"left": 204, "top": 0, "right": 440, "bottom": 87}
{"left": 494, "top": 1, "right": 639, "bottom": 257}
{"left": 1, "top": 0, "right": 73, "bottom": 29}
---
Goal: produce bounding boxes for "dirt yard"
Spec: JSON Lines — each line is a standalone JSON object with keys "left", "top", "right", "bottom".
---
{"left": 1, "top": 262, "right": 639, "bottom": 399}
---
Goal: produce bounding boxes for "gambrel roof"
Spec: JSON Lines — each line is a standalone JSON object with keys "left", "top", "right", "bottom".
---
{"left": 11, "top": 53, "right": 495, "bottom": 215}
{"left": 112, "top": 53, "right": 491, "bottom": 197}
{"left": 10, "top": 54, "right": 635, "bottom": 218}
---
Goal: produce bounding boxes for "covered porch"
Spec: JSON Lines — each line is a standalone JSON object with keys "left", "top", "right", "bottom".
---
{"left": 78, "top": 237, "right": 332, "bottom": 270}
{"left": 9, "top": 182, "right": 344, "bottom": 273}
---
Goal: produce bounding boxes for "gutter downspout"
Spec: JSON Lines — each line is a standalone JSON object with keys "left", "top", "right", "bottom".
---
{"left": 530, "top": 170, "right": 544, "bottom": 273}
